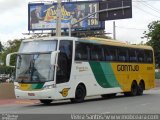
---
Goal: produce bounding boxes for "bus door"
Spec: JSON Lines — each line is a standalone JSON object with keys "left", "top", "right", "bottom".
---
{"left": 56, "top": 40, "right": 73, "bottom": 84}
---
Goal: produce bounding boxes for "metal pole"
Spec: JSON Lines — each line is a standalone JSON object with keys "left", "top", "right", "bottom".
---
{"left": 69, "top": 22, "right": 71, "bottom": 37}
{"left": 113, "top": 21, "right": 116, "bottom": 40}
{"left": 68, "top": 16, "right": 72, "bottom": 37}
{"left": 56, "top": 0, "right": 62, "bottom": 37}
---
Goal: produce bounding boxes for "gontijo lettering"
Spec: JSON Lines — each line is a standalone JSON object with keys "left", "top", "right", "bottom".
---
{"left": 117, "top": 65, "right": 139, "bottom": 71}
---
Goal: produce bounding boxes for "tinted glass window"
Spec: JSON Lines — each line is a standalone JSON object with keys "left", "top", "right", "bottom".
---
{"left": 91, "top": 45, "right": 103, "bottom": 61}
{"left": 145, "top": 50, "right": 153, "bottom": 63}
{"left": 104, "top": 46, "right": 117, "bottom": 61}
{"left": 137, "top": 49, "right": 145, "bottom": 63}
{"left": 56, "top": 40, "right": 73, "bottom": 84}
{"left": 118, "top": 47, "right": 128, "bottom": 62}
{"left": 75, "top": 42, "right": 90, "bottom": 61}
{"left": 129, "top": 49, "right": 137, "bottom": 62}
{"left": 59, "top": 40, "right": 72, "bottom": 60}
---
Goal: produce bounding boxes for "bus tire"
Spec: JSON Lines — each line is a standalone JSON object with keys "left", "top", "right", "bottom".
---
{"left": 71, "top": 84, "right": 86, "bottom": 103}
{"left": 124, "top": 81, "right": 138, "bottom": 96}
{"left": 40, "top": 100, "right": 52, "bottom": 104}
{"left": 137, "top": 81, "right": 145, "bottom": 96}
{"left": 101, "top": 93, "right": 116, "bottom": 98}
{"left": 130, "top": 81, "right": 138, "bottom": 96}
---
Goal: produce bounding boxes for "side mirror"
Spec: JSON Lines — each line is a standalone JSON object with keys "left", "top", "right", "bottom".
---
{"left": 6, "top": 52, "right": 18, "bottom": 68}
{"left": 50, "top": 50, "right": 60, "bottom": 66}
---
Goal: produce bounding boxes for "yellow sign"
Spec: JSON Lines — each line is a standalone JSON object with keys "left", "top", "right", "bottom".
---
{"left": 60, "top": 88, "right": 70, "bottom": 97}
{"left": 44, "top": 6, "right": 71, "bottom": 22}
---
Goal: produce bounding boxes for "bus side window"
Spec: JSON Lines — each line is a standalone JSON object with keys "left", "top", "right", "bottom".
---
{"left": 57, "top": 40, "right": 73, "bottom": 84}
{"left": 137, "top": 50, "right": 145, "bottom": 63}
{"left": 75, "top": 42, "right": 90, "bottom": 61}
{"left": 91, "top": 45, "right": 103, "bottom": 61}
{"left": 104, "top": 46, "right": 117, "bottom": 61}
{"left": 118, "top": 47, "right": 128, "bottom": 62}
{"left": 145, "top": 50, "right": 153, "bottom": 63}
{"left": 129, "top": 49, "right": 137, "bottom": 62}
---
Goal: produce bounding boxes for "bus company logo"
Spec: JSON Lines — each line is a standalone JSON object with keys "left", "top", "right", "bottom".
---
{"left": 117, "top": 65, "right": 139, "bottom": 71}
{"left": 60, "top": 88, "right": 70, "bottom": 97}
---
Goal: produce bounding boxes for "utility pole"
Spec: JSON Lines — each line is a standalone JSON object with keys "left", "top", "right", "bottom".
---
{"left": 56, "top": 0, "right": 62, "bottom": 37}
{"left": 113, "top": 21, "right": 116, "bottom": 40}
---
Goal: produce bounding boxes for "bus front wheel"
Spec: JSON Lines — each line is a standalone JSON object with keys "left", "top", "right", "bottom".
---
{"left": 40, "top": 100, "right": 53, "bottom": 104}
{"left": 71, "top": 84, "right": 86, "bottom": 103}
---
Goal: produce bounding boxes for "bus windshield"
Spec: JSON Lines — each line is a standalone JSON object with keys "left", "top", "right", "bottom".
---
{"left": 15, "top": 40, "right": 57, "bottom": 83}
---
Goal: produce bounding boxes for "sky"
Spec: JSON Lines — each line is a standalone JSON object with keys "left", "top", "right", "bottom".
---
{"left": 0, "top": 0, "right": 160, "bottom": 44}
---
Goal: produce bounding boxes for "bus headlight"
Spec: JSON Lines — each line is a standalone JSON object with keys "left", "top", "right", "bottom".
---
{"left": 14, "top": 85, "right": 20, "bottom": 89}
{"left": 43, "top": 84, "right": 55, "bottom": 89}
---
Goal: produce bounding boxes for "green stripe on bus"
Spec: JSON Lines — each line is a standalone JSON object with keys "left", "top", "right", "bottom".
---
{"left": 31, "top": 83, "right": 44, "bottom": 90}
{"left": 89, "top": 61, "right": 119, "bottom": 88}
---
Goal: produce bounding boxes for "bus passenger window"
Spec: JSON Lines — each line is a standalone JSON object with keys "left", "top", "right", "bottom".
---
{"left": 104, "top": 46, "right": 117, "bottom": 61}
{"left": 118, "top": 48, "right": 128, "bottom": 62}
{"left": 91, "top": 45, "right": 103, "bottom": 61}
{"left": 75, "top": 42, "right": 90, "bottom": 61}
{"left": 137, "top": 50, "right": 145, "bottom": 63}
{"left": 145, "top": 50, "right": 153, "bottom": 63}
{"left": 129, "top": 49, "right": 137, "bottom": 62}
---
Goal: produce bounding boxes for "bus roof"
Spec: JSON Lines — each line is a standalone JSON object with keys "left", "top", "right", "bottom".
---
{"left": 79, "top": 37, "right": 153, "bottom": 50}
{"left": 23, "top": 36, "right": 153, "bottom": 50}
{"left": 23, "top": 36, "right": 78, "bottom": 42}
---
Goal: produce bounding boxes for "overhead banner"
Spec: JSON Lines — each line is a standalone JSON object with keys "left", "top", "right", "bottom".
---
{"left": 28, "top": 1, "right": 105, "bottom": 31}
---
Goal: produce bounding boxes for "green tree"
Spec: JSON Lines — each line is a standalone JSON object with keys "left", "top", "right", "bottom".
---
{"left": 0, "top": 42, "right": 3, "bottom": 52}
{"left": 0, "top": 42, "right": 4, "bottom": 68}
{"left": 0, "top": 39, "right": 21, "bottom": 75}
{"left": 144, "top": 21, "right": 160, "bottom": 67}
{"left": 1, "top": 39, "right": 21, "bottom": 66}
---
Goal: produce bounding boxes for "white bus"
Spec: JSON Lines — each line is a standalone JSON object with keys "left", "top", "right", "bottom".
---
{"left": 6, "top": 36, "right": 155, "bottom": 104}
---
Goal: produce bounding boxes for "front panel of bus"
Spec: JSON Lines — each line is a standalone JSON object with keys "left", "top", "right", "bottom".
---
{"left": 14, "top": 38, "right": 75, "bottom": 100}
{"left": 14, "top": 39, "right": 58, "bottom": 99}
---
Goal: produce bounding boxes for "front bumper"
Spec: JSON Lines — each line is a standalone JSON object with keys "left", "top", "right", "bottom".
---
{"left": 15, "top": 88, "right": 56, "bottom": 100}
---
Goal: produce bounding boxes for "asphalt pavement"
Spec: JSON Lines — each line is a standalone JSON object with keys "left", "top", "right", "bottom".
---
{"left": 0, "top": 88, "right": 160, "bottom": 114}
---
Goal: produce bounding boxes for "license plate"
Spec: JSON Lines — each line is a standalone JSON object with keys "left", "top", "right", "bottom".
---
{"left": 28, "top": 93, "right": 35, "bottom": 96}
